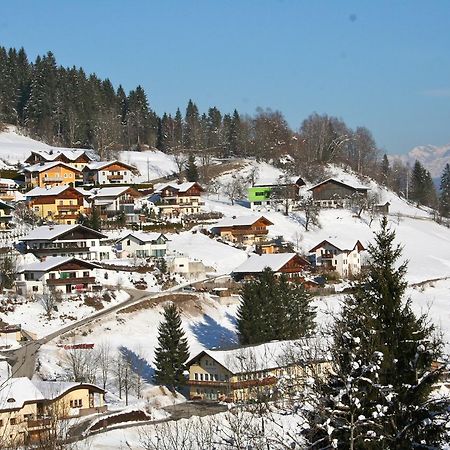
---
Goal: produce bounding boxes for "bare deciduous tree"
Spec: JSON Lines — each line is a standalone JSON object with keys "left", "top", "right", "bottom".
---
{"left": 222, "top": 175, "right": 246, "bottom": 206}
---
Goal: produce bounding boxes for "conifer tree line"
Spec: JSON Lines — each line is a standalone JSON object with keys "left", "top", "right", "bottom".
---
{"left": 0, "top": 45, "right": 445, "bottom": 207}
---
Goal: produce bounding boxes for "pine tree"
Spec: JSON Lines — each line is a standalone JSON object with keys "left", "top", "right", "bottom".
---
{"left": 184, "top": 99, "right": 200, "bottom": 149}
{"left": 185, "top": 153, "right": 199, "bottom": 182}
{"left": 173, "top": 108, "right": 183, "bottom": 150}
{"left": 153, "top": 303, "right": 190, "bottom": 391}
{"left": 380, "top": 153, "right": 390, "bottom": 185}
{"left": 87, "top": 206, "right": 101, "bottom": 231}
{"left": 439, "top": 163, "right": 450, "bottom": 217}
{"left": 237, "top": 268, "right": 315, "bottom": 345}
{"left": 409, "top": 160, "right": 437, "bottom": 207}
{"left": 305, "top": 217, "right": 448, "bottom": 449}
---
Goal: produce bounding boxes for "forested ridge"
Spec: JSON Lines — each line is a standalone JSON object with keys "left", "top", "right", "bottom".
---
{"left": 0, "top": 45, "right": 447, "bottom": 212}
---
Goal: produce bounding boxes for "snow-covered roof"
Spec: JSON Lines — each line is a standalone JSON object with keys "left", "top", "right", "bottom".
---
{"left": 20, "top": 224, "right": 106, "bottom": 241}
{"left": 32, "top": 380, "right": 104, "bottom": 400}
{"left": 117, "top": 231, "right": 168, "bottom": 244}
{"left": 0, "top": 377, "right": 45, "bottom": 410}
{"left": 28, "top": 148, "right": 93, "bottom": 162}
{"left": 190, "top": 338, "right": 327, "bottom": 374}
{"left": 154, "top": 182, "right": 202, "bottom": 193}
{"left": 212, "top": 214, "right": 273, "bottom": 228}
{"left": 0, "top": 178, "right": 19, "bottom": 187}
{"left": 84, "top": 160, "right": 138, "bottom": 171}
{"left": 25, "top": 185, "right": 90, "bottom": 197}
{"left": 232, "top": 253, "right": 298, "bottom": 273}
{"left": 309, "top": 239, "right": 365, "bottom": 253}
{"left": 19, "top": 256, "right": 100, "bottom": 273}
{"left": 91, "top": 186, "right": 131, "bottom": 198}
{"left": 308, "top": 178, "right": 369, "bottom": 191}
{"left": 23, "top": 161, "right": 81, "bottom": 173}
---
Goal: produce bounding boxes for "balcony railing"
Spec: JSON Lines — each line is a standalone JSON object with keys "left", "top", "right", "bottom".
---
{"left": 47, "top": 276, "right": 96, "bottom": 286}
{"left": 107, "top": 175, "right": 124, "bottom": 180}
{"left": 229, "top": 229, "right": 268, "bottom": 236}
{"left": 27, "top": 418, "right": 52, "bottom": 429}
{"left": 57, "top": 204, "right": 80, "bottom": 210}
{"left": 29, "top": 243, "right": 89, "bottom": 252}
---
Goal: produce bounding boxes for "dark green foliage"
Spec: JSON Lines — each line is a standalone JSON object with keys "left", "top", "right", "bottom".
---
{"left": 409, "top": 160, "right": 438, "bottom": 207}
{"left": 305, "top": 217, "right": 448, "bottom": 449}
{"left": 237, "top": 268, "right": 315, "bottom": 345}
{"left": 380, "top": 153, "right": 390, "bottom": 185}
{"left": 183, "top": 99, "right": 201, "bottom": 149}
{"left": 439, "top": 163, "right": 450, "bottom": 217}
{"left": 153, "top": 303, "right": 190, "bottom": 391}
{"left": 85, "top": 207, "right": 101, "bottom": 231}
{"left": 0, "top": 254, "right": 17, "bottom": 289}
{"left": 185, "top": 154, "right": 199, "bottom": 182}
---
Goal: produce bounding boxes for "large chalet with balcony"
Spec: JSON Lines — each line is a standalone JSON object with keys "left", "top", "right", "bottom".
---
{"left": 22, "top": 162, "right": 81, "bottom": 189}
{"left": 25, "top": 149, "right": 97, "bottom": 173}
{"left": 89, "top": 186, "right": 143, "bottom": 223}
{"left": 231, "top": 252, "right": 310, "bottom": 282}
{"left": 82, "top": 161, "right": 139, "bottom": 185}
{"left": 25, "top": 186, "right": 91, "bottom": 225}
{"left": 309, "top": 239, "right": 365, "bottom": 278}
{"left": 211, "top": 215, "right": 273, "bottom": 245}
{"left": 16, "top": 257, "right": 100, "bottom": 296}
{"left": 308, "top": 178, "right": 369, "bottom": 208}
{"left": 19, "top": 224, "right": 109, "bottom": 261}
{"left": 151, "top": 182, "right": 204, "bottom": 218}
{"left": 0, "top": 377, "right": 106, "bottom": 446}
{"left": 186, "top": 339, "right": 329, "bottom": 402}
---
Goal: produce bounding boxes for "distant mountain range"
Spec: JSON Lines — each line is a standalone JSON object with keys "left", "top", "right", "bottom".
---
{"left": 392, "top": 144, "right": 450, "bottom": 179}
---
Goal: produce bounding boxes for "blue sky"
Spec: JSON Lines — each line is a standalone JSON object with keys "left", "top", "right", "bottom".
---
{"left": 1, "top": 0, "right": 450, "bottom": 154}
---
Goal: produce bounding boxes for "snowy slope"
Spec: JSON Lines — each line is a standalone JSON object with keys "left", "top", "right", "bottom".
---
{"left": 119, "top": 150, "right": 179, "bottom": 182}
{"left": 0, "top": 126, "right": 51, "bottom": 165}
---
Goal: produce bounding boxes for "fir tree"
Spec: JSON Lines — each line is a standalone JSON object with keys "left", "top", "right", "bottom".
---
{"left": 409, "top": 160, "right": 437, "bottom": 207}
{"left": 380, "top": 153, "right": 390, "bottom": 185}
{"left": 237, "top": 268, "right": 315, "bottom": 345}
{"left": 173, "top": 108, "right": 183, "bottom": 150}
{"left": 439, "top": 163, "right": 450, "bottom": 217}
{"left": 305, "top": 217, "right": 448, "bottom": 449}
{"left": 184, "top": 99, "right": 200, "bottom": 149}
{"left": 87, "top": 206, "right": 101, "bottom": 231}
{"left": 185, "top": 153, "right": 199, "bottom": 182}
{"left": 153, "top": 303, "right": 190, "bottom": 391}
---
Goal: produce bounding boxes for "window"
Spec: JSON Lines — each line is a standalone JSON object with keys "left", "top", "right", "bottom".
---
{"left": 49, "top": 273, "right": 56, "bottom": 279}
{"left": 83, "top": 271, "right": 89, "bottom": 277}
{"left": 32, "top": 286, "right": 38, "bottom": 292}
{"left": 64, "top": 173, "right": 67, "bottom": 178}
{"left": 127, "top": 240, "right": 131, "bottom": 246}
{"left": 70, "top": 399, "right": 83, "bottom": 408}
{"left": 10, "top": 418, "right": 16, "bottom": 425}
{"left": 0, "top": 419, "right": 3, "bottom": 427}
{"left": 195, "top": 373, "right": 198, "bottom": 380}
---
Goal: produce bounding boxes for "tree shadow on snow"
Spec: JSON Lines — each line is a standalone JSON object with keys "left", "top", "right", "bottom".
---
{"left": 119, "top": 346, "right": 155, "bottom": 383}
{"left": 190, "top": 315, "right": 238, "bottom": 350}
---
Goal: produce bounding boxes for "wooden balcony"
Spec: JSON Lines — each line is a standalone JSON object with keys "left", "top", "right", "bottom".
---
{"left": 47, "top": 276, "right": 96, "bottom": 286}
{"left": 107, "top": 174, "right": 124, "bottom": 181}
{"left": 26, "top": 417, "right": 52, "bottom": 430}
{"left": 230, "top": 229, "right": 268, "bottom": 236}
{"left": 57, "top": 204, "right": 80, "bottom": 210}
{"left": 28, "top": 243, "right": 89, "bottom": 253}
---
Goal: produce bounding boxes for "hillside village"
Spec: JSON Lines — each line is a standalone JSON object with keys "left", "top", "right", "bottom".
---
{"left": 0, "top": 126, "right": 447, "bottom": 448}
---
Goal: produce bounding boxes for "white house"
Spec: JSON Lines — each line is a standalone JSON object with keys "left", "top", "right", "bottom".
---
{"left": 20, "top": 224, "right": 110, "bottom": 261}
{"left": 116, "top": 232, "right": 168, "bottom": 258}
{"left": 82, "top": 161, "right": 139, "bottom": 185}
{"left": 167, "top": 255, "right": 215, "bottom": 280}
{"left": 89, "top": 186, "right": 143, "bottom": 223}
{"left": 309, "top": 240, "right": 365, "bottom": 278}
{"left": 16, "top": 257, "right": 100, "bottom": 296}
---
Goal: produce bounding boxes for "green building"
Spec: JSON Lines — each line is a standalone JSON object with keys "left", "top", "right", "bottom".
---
{"left": 248, "top": 186, "right": 272, "bottom": 210}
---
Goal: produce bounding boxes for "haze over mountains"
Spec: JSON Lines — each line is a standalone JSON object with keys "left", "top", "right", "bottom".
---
{"left": 393, "top": 143, "right": 450, "bottom": 178}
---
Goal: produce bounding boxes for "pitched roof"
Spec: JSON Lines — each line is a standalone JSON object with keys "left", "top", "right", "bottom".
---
{"left": 25, "top": 186, "right": 90, "bottom": 197}
{"left": 19, "top": 256, "right": 100, "bottom": 273}
{"left": 232, "top": 253, "right": 299, "bottom": 273}
{"left": 154, "top": 182, "right": 203, "bottom": 193}
{"left": 187, "top": 338, "right": 327, "bottom": 374}
{"left": 28, "top": 148, "right": 97, "bottom": 162}
{"left": 116, "top": 231, "right": 168, "bottom": 244}
{"left": 22, "top": 161, "right": 81, "bottom": 173}
{"left": 212, "top": 214, "right": 273, "bottom": 228}
{"left": 90, "top": 186, "right": 132, "bottom": 198}
{"left": 84, "top": 160, "right": 138, "bottom": 172}
{"left": 20, "top": 224, "right": 107, "bottom": 241}
{"left": 0, "top": 377, "right": 45, "bottom": 410}
{"left": 254, "top": 175, "right": 304, "bottom": 187}
{"left": 308, "top": 178, "right": 369, "bottom": 192}
{"left": 308, "top": 239, "right": 365, "bottom": 253}
{"left": 32, "top": 380, "right": 104, "bottom": 400}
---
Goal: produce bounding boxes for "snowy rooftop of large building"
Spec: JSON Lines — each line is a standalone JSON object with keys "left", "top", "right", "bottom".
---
{"left": 91, "top": 186, "right": 132, "bottom": 198}
{"left": 20, "top": 224, "right": 106, "bottom": 241}
{"left": 212, "top": 214, "right": 272, "bottom": 228}
{"left": 117, "top": 231, "right": 167, "bottom": 244}
{"left": 154, "top": 182, "right": 201, "bottom": 193}
{"left": 23, "top": 161, "right": 81, "bottom": 173}
{"left": 19, "top": 256, "right": 100, "bottom": 273}
{"left": 25, "top": 185, "right": 90, "bottom": 197}
{"left": 84, "top": 160, "right": 138, "bottom": 171}
{"left": 232, "top": 253, "right": 297, "bottom": 273}
{"left": 191, "top": 338, "right": 327, "bottom": 374}
{"left": 0, "top": 377, "right": 45, "bottom": 410}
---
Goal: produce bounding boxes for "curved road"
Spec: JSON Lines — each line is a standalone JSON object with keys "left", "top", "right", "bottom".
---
{"left": 3, "top": 277, "right": 217, "bottom": 379}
